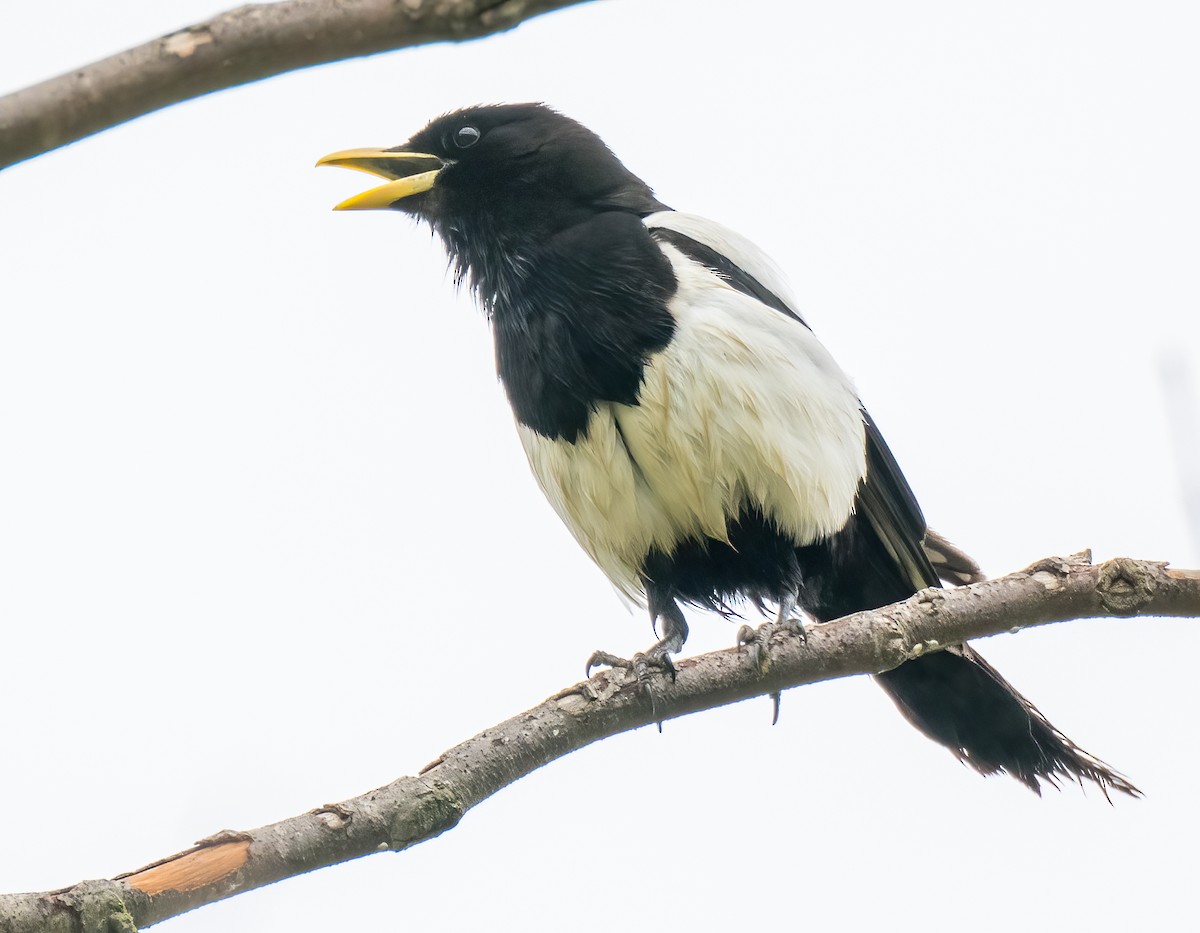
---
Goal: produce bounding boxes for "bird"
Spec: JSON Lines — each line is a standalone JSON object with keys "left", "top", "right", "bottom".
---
{"left": 318, "top": 103, "right": 1138, "bottom": 797}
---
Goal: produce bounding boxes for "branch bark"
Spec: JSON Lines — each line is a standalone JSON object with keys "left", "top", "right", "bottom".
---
{"left": 0, "top": 0, "right": 594, "bottom": 171}
{"left": 1, "top": 552, "right": 1197, "bottom": 932}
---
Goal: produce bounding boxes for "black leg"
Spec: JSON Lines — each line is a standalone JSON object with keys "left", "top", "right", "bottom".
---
{"left": 646, "top": 585, "right": 689, "bottom": 660}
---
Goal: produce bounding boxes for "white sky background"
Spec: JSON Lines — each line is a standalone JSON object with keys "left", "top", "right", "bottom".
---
{"left": 2, "top": 1, "right": 1199, "bottom": 930}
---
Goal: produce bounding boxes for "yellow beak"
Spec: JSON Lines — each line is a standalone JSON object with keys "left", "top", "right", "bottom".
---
{"left": 316, "top": 148, "right": 445, "bottom": 211}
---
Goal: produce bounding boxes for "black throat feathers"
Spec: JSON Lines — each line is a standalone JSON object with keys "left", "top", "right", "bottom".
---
{"left": 477, "top": 211, "right": 678, "bottom": 442}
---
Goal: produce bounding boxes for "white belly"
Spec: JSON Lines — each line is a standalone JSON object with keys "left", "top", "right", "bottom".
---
{"left": 516, "top": 243, "right": 867, "bottom": 604}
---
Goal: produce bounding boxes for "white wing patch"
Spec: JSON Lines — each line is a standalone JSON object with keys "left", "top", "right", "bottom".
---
{"left": 517, "top": 232, "right": 867, "bottom": 604}
{"left": 643, "top": 210, "right": 801, "bottom": 317}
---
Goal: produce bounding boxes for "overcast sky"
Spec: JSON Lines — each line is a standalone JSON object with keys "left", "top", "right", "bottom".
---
{"left": 2, "top": 2, "right": 1199, "bottom": 930}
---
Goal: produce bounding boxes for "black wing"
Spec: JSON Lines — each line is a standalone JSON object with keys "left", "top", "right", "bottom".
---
{"left": 857, "top": 408, "right": 940, "bottom": 592}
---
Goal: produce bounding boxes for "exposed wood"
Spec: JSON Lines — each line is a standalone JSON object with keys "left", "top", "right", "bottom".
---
{"left": 123, "top": 839, "right": 251, "bottom": 897}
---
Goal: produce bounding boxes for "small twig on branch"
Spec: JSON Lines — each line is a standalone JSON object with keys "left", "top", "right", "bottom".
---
{"left": 1, "top": 553, "right": 1197, "bottom": 932}
{"left": 0, "top": 0, "right": 595, "bottom": 171}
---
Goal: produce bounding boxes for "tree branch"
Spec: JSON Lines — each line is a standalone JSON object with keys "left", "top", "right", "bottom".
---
{"left": 2, "top": 552, "right": 1197, "bottom": 932}
{"left": 0, "top": 0, "right": 594, "bottom": 171}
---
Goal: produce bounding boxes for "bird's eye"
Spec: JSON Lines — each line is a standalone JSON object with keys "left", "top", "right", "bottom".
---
{"left": 452, "top": 125, "right": 481, "bottom": 149}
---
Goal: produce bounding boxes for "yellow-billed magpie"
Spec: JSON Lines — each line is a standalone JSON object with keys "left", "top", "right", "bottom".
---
{"left": 319, "top": 103, "right": 1137, "bottom": 797}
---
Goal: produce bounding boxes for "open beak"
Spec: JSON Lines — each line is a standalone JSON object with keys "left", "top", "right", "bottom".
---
{"left": 316, "top": 148, "right": 446, "bottom": 210}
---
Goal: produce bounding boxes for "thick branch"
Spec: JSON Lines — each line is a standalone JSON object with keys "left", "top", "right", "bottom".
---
{"left": 2, "top": 553, "right": 1197, "bottom": 932}
{"left": 0, "top": 0, "right": 593, "bottom": 171}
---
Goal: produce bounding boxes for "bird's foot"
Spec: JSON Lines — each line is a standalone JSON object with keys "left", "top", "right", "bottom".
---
{"left": 736, "top": 614, "right": 808, "bottom": 673}
{"left": 585, "top": 642, "right": 678, "bottom": 684}
{"left": 737, "top": 605, "right": 809, "bottom": 726}
{"left": 585, "top": 640, "right": 679, "bottom": 725}
{"left": 585, "top": 594, "right": 688, "bottom": 726}
{"left": 779, "top": 614, "right": 810, "bottom": 641}
{"left": 736, "top": 620, "right": 776, "bottom": 673}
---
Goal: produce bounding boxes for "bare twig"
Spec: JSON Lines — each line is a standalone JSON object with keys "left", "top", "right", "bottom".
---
{"left": 0, "top": 552, "right": 1196, "bottom": 931}
{"left": 0, "top": 0, "right": 594, "bottom": 171}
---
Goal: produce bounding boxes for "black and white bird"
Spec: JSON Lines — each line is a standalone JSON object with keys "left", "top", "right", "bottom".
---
{"left": 319, "top": 103, "right": 1137, "bottom": 797}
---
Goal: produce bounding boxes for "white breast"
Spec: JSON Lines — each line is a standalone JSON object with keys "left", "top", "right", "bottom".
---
{"left": 516, "top": 225, "right": 867, "bottom": 604}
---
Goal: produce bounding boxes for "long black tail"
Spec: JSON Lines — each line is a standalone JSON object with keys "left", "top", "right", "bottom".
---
{"left": 875, "top": 646, "right": 1140, "bottom": 798}
{"left": 802, "top": 504, "right": 1139, "bottom": 797}
{"left": 811, "top": 413, "right": 1140, "bottom": 797}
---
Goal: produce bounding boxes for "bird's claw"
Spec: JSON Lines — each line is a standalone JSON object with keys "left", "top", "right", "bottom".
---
{"left": 585, "top": 650, "right": 630, "bottom": 678}
{"left": 737, "top": 621, "right": 778, "bottom": 673}
{"left": 586, "top": 648, "right": 676, "bottom": 683}
{"left": 587, "top": 645, "right": 677, "bottom": 681}
{"left": 585, "top": 646, "right": 678, "bottom": 726}
{"left": 738, "top": 609, "right": 809, "bottom": 725}
{"left": 634, "top": 647, "right": 677, "bottom": 684}
{"left": 737, "top": 598, "right": 811, "bottom": 671}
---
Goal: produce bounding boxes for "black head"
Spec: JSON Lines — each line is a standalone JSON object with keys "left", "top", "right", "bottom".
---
{"left": 318, "top": 104, "right": 668, "bottom": 297}
{"left": 402, "top": 103, "right": 664, "bottom": 219}
{"left": 320, "top": 104, "right": 680, "bottom": 441}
